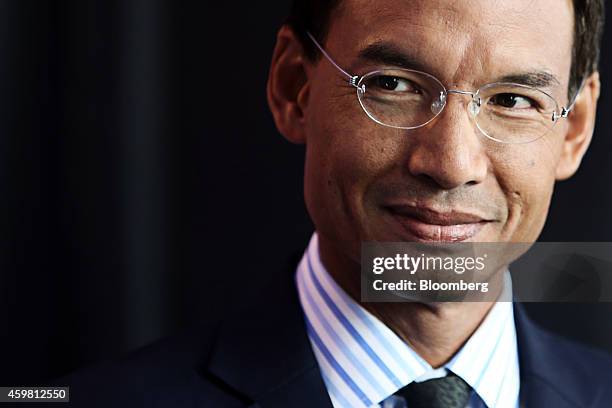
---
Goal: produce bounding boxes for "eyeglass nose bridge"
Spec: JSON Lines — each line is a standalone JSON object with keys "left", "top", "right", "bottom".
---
{"left": 432, "top": 89, "right": 482, "bottom": 118}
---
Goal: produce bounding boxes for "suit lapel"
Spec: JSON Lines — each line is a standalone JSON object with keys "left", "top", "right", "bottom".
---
{"left": 514, "top": 303, "right": 596, "bottom": 408}
{"left": 206, "top": 258, "right": 333, "bottom": 408}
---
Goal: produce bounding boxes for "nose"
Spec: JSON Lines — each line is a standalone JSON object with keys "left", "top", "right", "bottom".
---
{"left": 405, "top": 98, "right": 488, "bottom": 190}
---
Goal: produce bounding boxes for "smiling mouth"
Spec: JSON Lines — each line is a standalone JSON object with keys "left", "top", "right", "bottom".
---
{"left": 385, "top": 204, "right": 493, "bottom": 242}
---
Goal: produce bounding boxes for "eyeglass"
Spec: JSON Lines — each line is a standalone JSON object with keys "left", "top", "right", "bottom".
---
{"left": 306, "top": 32, "right": 581, "bottom": 144}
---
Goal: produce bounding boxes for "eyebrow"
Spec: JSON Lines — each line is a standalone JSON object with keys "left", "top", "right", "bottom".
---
{"left": 356, "top": 41, "right": 561, "bottom": 89}
{"left": 357, "top": 42, "right": 431, "bottom": 73}
{"left": 495, "top": 72, "right": 561, "bottom": 89}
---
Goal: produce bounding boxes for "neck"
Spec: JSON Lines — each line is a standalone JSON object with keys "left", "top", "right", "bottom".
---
{"left": 319, "top": 234, "right": 496, "bottom": 368}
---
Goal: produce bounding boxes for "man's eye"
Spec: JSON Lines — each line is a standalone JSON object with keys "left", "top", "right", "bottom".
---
{"left": 373, "top": 76, "right": 420, "bottom": 93}
{"left": 488, "top": 93, "right": 535, "bottom": 109}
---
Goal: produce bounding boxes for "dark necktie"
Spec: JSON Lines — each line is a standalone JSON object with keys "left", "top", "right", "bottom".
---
{"left": 392, "top": 372, "right": 472, "bottom": 408}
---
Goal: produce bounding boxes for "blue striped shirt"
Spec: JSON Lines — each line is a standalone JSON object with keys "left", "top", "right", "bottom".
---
{"left": 296, "top": 233, "right": 520, "bottom": 408}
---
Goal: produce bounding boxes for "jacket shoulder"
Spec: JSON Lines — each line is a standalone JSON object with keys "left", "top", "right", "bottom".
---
{"left": 52, "top": 323, "right": 245, "bottom": 408}
{"left": 538, "top": 326, "right": 612, "bottom": 397}
{"left": 516, "top": 304, "right": 612, "bottom": 407}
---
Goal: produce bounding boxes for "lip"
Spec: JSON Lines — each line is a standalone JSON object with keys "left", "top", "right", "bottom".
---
{"left": 385, "top": 204, "right": 493, "bottom": 242}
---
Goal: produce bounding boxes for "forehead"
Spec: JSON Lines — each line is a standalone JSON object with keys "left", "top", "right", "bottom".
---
{"left": 328, "top": 0, "right": 574, "bottom": 91}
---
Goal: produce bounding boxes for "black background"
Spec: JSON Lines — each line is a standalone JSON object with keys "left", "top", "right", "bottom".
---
{"left": 1, "top": 1, "right": 611, "bottom": 385}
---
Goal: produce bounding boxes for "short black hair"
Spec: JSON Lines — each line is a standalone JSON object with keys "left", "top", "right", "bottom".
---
{"left": 286, "top": 0, "right": 605, "bottom": 101}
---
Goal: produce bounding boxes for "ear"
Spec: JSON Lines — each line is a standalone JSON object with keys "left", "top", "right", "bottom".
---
{"left": 555, "top": 71, "right": 601, "bottom": 180}
{"left": 266, "top": 25, "right": 312, "bottom": 144}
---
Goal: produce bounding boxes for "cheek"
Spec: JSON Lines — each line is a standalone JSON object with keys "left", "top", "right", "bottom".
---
{"left": 303, "top": 97, "right": 400, "bottom": 238}
{"left": 493, "top": 144, "right": 559, "bottom": 241}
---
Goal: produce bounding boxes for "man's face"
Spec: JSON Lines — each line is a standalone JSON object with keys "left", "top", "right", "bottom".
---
{"left": 301, "top": 0, "right": 575, "bottom": 260}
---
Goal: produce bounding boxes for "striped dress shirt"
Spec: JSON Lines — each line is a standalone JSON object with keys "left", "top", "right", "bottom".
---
{"left": 295, "top": 233, "right": 520, "bottom": 408}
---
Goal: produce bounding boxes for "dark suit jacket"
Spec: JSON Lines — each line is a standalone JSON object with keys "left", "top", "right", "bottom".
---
{"left": 48, "top": 260, "right": 612, "bottom": 408}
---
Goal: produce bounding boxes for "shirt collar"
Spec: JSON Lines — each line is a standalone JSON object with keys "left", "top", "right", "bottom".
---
{"left": 296, "top": 232, "right": 520, "bottom": 408}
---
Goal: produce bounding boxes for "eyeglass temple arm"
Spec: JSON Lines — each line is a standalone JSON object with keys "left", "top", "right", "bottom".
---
{"left": 560, "top": 78, "right": 587, "bottom": 118}
{"left": 306, "top": 31, "right": 361, "bottom": 88}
